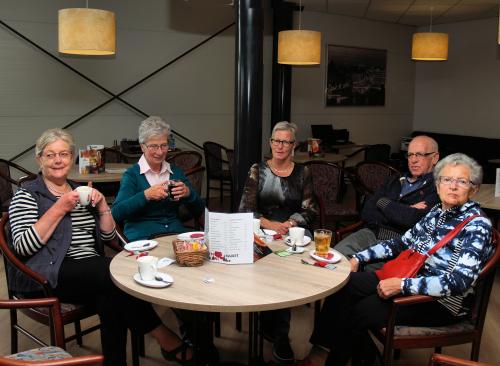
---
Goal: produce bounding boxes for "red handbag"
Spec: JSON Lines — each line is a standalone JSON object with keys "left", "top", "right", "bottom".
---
{"left": 375, "top": 215, "right": 478, "bottom": 280}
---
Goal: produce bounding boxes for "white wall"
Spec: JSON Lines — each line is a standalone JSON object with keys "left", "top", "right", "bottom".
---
{"left": 0, "top": 0, "right": 237, "bottom": 171}
{"left": 414, "top": 17, "right": 500, "bottom": 138}
{"left": 289, "top": 11, "right": 416, "bottom": 153}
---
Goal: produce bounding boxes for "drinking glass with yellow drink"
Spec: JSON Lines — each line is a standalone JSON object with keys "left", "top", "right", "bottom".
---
{"left": 314, "top": 229, "right": 332, "bottom": 258}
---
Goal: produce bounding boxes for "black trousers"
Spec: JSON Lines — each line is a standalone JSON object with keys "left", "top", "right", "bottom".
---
{"left": 55, "top": 256, "right": 162, "bottom": 366}
{"left": 310, "top": 272, "right": 460, "bottom": 366}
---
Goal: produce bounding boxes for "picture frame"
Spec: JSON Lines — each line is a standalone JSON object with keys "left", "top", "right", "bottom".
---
{"left": 325, "top": 45, "right": 387, "bottom": 106}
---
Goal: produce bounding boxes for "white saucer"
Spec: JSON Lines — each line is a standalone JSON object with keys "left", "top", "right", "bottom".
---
{"left": 177, "top": 231, "right": 205, "bottom": 240}
{"left": 262, "top": 229, "right": 277, "bottom": 236}
{"left": 309, "top": 249, "right": 342, "bottom": 264}
{"left": 133, "top": 273, "right": 173, "bottom": 288}
{"left": 286, "top": 247, "right": 305, "bottom": 254}
{"left": 124, "top": 240, "right": 158, "bottom": 252}
{"left": 284, "top": 236, "right": 312, "bottom": 247}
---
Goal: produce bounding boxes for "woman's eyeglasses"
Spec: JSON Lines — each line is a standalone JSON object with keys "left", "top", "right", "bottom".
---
{"left": 145, "top": 144, "right": 168, "bottom": 151}
{"left": 270, "top": 138, "right": 295, "bottom": 147}
{"left": 42, "top": 151, "right": 72, "bottom": 160}
{"left": 405, "top": 152, "right": 436, "bottom": 159}
{"left": 438, "top": 176, "right": 474, "bottom": 188}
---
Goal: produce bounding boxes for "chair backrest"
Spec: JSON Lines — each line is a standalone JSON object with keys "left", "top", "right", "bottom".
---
{"left": 203, "top": 141, "right": 229, "bottom": 178}
{"left": 0, "top": 159, "right": 35, "bottom": 213}
{"left": 185, "top": 166, "right": 205, "bottom": 196}
{"left": 167, "top": 151, "right": 203, "bottom": 172}
{"left": 225, "top": 149, "right": 234, "bottom": 176}
{"left": 303, "top": 161, "right": 344, "bottom": 215}
{"left": 355, "top": 161, "right": 400, "bottom": 195}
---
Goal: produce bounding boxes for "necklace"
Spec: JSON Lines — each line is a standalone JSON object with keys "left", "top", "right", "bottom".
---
{"left": 269, "top": 160, "right": 293, "bottom": 174}
{"left": 44, "top": 179, "right": 70, "bottom": 196}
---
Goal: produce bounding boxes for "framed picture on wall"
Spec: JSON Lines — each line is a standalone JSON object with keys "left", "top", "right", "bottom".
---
{"left": 325, "top": 45, "right": 387, "bottom": 106}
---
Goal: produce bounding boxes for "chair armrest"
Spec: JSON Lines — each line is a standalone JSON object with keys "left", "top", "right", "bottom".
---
{"left": 333, "top": 221, "right": 364, "bottom": 245}
{"left": 392, "top": 294, "right": 435, "bottom": 306}
{"left": 429, "top": 353, "right": 494, "bottom": 366}
{"left": 0, "top": 297, "right": 65, "bottom": 347}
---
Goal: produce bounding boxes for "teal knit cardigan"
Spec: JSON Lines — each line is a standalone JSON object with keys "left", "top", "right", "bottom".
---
{"left": 111, "top": 164, "right": 204, "bottom": 241}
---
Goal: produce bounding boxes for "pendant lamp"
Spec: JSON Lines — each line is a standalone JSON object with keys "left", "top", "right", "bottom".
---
{"left": 58, "top": 3, "right": 116, "bottom": 55}
{"left": 278, "top": 0, "right": 321, "bottom": 65}
{"left": 411, "top": 6, "right": 448, "bottom": 61}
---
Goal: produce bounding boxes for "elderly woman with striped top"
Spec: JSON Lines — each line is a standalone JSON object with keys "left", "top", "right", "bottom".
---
{"left": 301, "top": 153, "right": 493, "bottom": 366}
{"left": 8, "top": 128, "right": 192, "bottom": 366}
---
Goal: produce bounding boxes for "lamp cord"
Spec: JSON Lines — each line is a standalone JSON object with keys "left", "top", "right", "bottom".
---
{"left": 298, "top": 0, "right": 302, "bottom": 30}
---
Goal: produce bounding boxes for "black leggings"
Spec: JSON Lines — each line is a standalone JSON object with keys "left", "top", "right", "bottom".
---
{"left": 55, "top": 256, "right": 162, "bottom": 366}
{"left": 310, "top": 272, "right": 461, "bottom": 366}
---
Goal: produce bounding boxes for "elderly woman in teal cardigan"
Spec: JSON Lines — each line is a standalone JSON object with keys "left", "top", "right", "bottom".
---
{"left": 112, "top": 116, "right": 204, "bottom": 241}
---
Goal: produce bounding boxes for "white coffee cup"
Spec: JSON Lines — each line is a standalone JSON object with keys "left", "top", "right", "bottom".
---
{"left": 253, "top": 218, "right": 261, "bottom": 234}
{"left": 76, "top": 186, "right": 93, "bottom": 206}
{"left": 288, "top": 227, "right": 305, "bottom": 244}
{"left": 137, "top": 256, "right": 158, "bottom": 281}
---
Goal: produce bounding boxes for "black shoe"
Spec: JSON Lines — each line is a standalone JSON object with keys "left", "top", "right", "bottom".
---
{"left": 272, "top": 340, "right": 295, "bottom": 363}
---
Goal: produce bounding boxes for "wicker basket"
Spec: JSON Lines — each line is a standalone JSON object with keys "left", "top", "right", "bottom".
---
{"left": 172, "top": 239, "right": 207, "bottom": 267}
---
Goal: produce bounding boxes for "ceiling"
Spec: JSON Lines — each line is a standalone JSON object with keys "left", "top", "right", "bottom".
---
{"left": 304, "top": 0, "right": 499, "bottom": 26}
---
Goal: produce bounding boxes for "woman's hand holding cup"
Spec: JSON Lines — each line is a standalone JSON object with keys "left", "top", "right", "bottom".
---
{"left": 144, "top": 182, "right": 169, "bottom": 201}
{"left": 168, "top": 180, "right": 189, "bottom": 201}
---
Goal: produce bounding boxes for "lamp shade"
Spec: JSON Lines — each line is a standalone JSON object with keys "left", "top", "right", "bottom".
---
{"left": 278, "top": 30, "right": 321, "bottom": 65}
{"left": 411, "top": 32, "right": 448, "bottom": 61}
{"left": 58, "top": 8, "right": 116, "bottom": 55}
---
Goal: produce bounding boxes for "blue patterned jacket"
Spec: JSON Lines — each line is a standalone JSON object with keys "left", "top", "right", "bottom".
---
{"left": 355, "top": 200, "right": 492, "bottom": 316}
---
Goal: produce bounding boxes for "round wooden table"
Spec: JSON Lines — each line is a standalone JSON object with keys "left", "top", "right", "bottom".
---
{"left": 110, "top": 235, "right": 350, "bottom": 364}
{"left": 68, "top": 163, "right": 132, "bottom": 183}
{"left": 293, "top": 152, "right": 347, "bottom": 166}
{"left": 475, "top": 184, "right": 500, "bottom": 228}
{"left": 110, "top": 236, "right": 350, "bottom": 312}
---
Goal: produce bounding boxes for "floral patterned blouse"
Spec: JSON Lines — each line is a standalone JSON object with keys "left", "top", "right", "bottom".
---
{"left": 238, "top": 162, "right": 318, "bottom": 229}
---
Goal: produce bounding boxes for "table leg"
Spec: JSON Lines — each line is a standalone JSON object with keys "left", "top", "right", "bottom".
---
{"left": 248, "top": 312, "right": 264, "bottom": 365}
{"left": 191, "top": 312, "right": 217, "bottom": 366}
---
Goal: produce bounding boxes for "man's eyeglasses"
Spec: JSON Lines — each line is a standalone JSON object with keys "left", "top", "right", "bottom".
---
{"left": 144, "top": 144, "right": 168, "bottom": 151}
{"left": 438, "top": 176, "right": 474, "bottom": 188}
{"left": 270, "top": 138, "right": 295, "bottom": 147}
{"left": 406, "top": 152, "right": 436, "bottom": 159}
{"left": 42, "top": 151, "right": 72, "bottom": 160}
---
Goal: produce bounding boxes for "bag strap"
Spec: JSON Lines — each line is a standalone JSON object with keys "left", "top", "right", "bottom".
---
{"left": 427, "top": 214, "right": 480, "bottom": 256}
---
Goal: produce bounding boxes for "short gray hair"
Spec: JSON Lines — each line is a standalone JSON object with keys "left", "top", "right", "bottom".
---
{"left": 138, "top": 116, "right": 170, "bottom": 144}
{"left": 35, "top": 128, "right": 75, "bottom": 157}
{"left": 271, "top": 121, "right": 298, "bottom": 141}
{"left": 434, "top": 153, "right": 483, "bottom": 186}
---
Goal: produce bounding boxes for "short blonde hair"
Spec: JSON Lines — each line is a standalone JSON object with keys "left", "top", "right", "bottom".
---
{"left": 35, "top": 128, "right": 75, "bottom": 157}
{"left": 138, "top": 116, "right": 170, "bottom": 144}
{"left": 271, "top": 121, "right": 298, "bottom": 141}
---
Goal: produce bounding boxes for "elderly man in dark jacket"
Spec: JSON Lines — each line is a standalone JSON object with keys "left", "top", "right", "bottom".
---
{"left": 335, "top": 135, "right": 440, "bottom": 270}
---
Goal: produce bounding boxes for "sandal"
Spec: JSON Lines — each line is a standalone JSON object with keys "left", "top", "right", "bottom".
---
{"left": 161, "top": 340, "right": 193, "bottom": 365}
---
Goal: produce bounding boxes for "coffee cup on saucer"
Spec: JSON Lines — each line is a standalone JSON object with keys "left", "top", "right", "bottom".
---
{"left": 288, "top": 227, "right": 305, "bottom": 244}
{"left": 137, "top": 256, "right": 158, "bottom": 281}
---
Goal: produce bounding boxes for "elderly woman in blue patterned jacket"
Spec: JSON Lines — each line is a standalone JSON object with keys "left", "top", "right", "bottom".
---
{"left": 301, "top": 153, "right": 493, "bottom": 366}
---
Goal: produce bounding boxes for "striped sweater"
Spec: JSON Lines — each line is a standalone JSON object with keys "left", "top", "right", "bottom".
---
{"left": 354, "top": 200, "right": 492, "bottom": 316}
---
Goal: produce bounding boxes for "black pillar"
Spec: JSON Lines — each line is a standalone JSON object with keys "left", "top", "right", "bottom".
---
{"left": 234, "top": 0, "right": 264, "bottom": 211}
{"left": 271, "top": 0, "right": 294, "bottom": 131}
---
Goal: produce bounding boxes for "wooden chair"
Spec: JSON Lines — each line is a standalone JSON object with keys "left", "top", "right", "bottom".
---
{"left": 203, "top": 141, "right": 233, "bottom": 209}
{"left": 0, "top": 297, "right": 103, "bottom": 366}
{"left": 0, "top": 213, "right": 144, "bottom": 366}
{"left": 167, "top": 151, "right": 203, "bottom": 172}
{"left": 429, "top": 353, "right": 495, "bottom": 366}
{"left": 0, "top": 159, "right": 36, "bottom": 212}
{"left": 303, "top": 161, "right": 359, "bottom": 229}
{"left": 350, "top": 161, "right": 400, "bottom": 211}
{"left": 371, "top": 229, "right": 500, "bottom": 366}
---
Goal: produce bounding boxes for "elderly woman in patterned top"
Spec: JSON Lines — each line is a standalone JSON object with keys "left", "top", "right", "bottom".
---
{"left": 301, "top": 153, "right": 493, "bottom": 366}
{"left": 239, "top": 121, "right": 318, "bottom": 236}
{"left": 9, "top": 128, "right": 192, "bottom": 366}
{"left": 239, "top": 121, "right": 318, "bottom": 363}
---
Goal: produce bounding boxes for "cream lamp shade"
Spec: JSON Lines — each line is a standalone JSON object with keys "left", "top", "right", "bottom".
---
{"left": 58, "top": 8, "right": 116, "bottom": 55}
{"left": 411, "top": 32, "right": 448, "bottom": 61}
{"left": 278, "top": 30, "right": 321, "bottom": 65}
